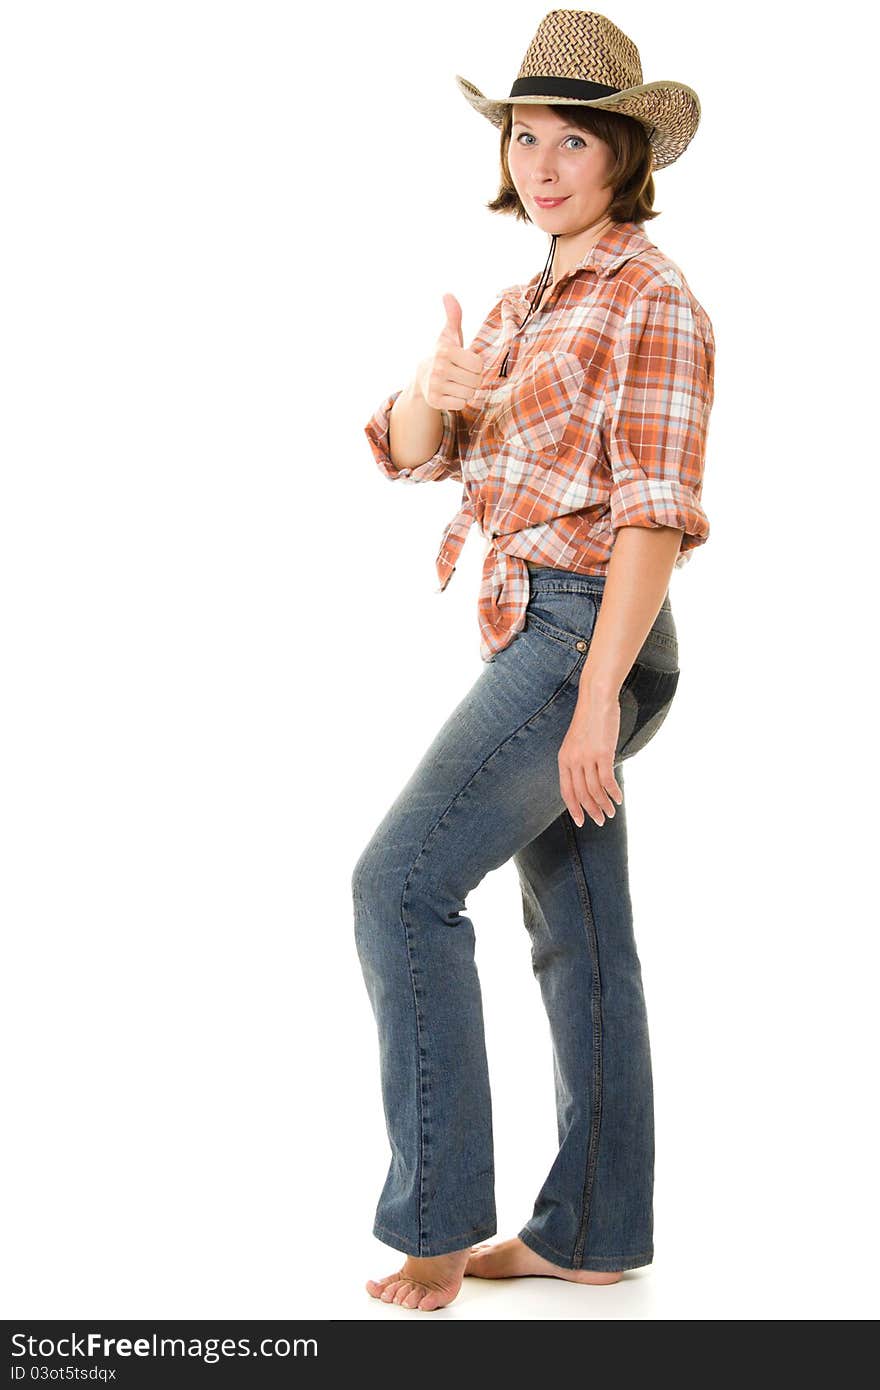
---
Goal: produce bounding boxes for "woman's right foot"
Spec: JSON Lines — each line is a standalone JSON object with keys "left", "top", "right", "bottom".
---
{"left": 465, "top": 1237, "right": 623, "bottom": 1284}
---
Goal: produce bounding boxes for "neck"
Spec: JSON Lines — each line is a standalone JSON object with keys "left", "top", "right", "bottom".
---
{"left": 551, "top": 212, "right": 616, "bottom": 282}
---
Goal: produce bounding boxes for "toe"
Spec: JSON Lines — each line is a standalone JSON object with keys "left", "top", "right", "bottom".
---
{"left": 365, "top": 1272, "right": 398, "bottom": 1297}
{"left": 392, "top": 1281, "right": 416, "bottom": 1305}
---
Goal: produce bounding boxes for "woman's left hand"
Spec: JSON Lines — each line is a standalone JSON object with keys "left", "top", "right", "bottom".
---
{"left": 558, "top": 683, "right": 624, "bottom": 828}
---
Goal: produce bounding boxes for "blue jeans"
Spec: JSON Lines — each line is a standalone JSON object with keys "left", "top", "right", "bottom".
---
{"left": 352, "top": 565, "right": 680, "bottom": 1271}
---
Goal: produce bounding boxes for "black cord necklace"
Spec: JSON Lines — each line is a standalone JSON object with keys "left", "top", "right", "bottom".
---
{"left": 499, "top": 233, "right": 558, "bottom": 378}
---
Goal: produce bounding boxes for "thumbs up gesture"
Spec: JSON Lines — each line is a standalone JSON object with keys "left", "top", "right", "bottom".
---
{"left": 415, "top": 294, "right": 484, "bottom": 411}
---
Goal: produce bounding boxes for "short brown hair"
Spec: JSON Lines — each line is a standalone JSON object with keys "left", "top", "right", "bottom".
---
{"left": 487, "top": 104, "right": 658, "bottom": 226}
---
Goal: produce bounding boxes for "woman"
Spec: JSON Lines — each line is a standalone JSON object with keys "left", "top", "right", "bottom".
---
{"left": 353, "top": 10, "right": 715, "bottom": 1311}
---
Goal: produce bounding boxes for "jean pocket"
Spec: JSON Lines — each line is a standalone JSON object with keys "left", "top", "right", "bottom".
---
{"left": 526, "top": 590, "right": 599, "bottom": 650}
{"left": 615, "top": 662, "right": 680, "bottom": 762}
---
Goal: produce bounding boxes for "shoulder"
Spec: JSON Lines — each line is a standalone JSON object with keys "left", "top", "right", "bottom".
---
{"left": 591, "top": 244, "right": 715, "bottom": 402}
{"left": 609, "top": 248, "right": 714, "bottom": 343}
{"left": 564, "top": 253, "right": 714, "bottom": 384}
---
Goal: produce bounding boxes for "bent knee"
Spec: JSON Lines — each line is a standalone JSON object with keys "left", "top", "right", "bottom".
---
{"left": 351, "top": 835, "right": 408, "bottom": 914}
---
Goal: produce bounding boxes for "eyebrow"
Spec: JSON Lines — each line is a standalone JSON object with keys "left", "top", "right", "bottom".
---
{"left": 512, "top": 119, "right": 583, "bottom": 133}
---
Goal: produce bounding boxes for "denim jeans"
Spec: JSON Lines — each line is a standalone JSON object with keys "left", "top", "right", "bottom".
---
{"left": 352, "top": 565, "right": 680, "bottom": 1271}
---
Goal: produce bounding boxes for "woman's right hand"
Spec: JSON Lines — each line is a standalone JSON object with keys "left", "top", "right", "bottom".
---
{"left": 414, "top": 294, "right": 484, "bottom": 411}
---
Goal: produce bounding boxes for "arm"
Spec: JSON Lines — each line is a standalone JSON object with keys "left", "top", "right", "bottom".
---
{"left": 364, "top": 381, "right": 461, "bottom": 483}
{"left": 363, "top": 295, "right": 504, "bottom": 484}
{"left": 558, "top": 527, "right": 684, "bottom": 830}
{"left": 587, "top": 283, "right": 714, "bottom": 695}
{"left": 558, "top": 285, "right": 715, "bottom": 828}
{"left": 582, "top": 524, "right": 684, "bottom": 699}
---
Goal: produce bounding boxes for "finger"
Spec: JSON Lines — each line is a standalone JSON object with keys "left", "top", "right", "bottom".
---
{"left": 572, "top": 762, "right": 604, "bottom": 827}
{"left": 600, "top": 760, "right": 624, "bottom": 807}
{"left": 441, "top": 293, "right": 463, "bottom": 346}
{"left": 454, "top": 347, "right": 484, "bottom": 374}
{"left": 440, "top": 361, "right": 483, "bottom": 392}
{"left": 435, "top": 380, "right": 484, "bottom": 410}
{"left": 434, "top": 391, "right": 479, "bottom": 411}
{"left": 586, "top": 762, "right": 618, "bottom": 818}
{"left": 436, "top": 348, "right": 483, "bottom": 384}
{"left": 558, "top": 764, "right": 585, "bottom": 828}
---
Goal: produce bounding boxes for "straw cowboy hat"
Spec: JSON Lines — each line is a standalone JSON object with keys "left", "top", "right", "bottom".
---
{"left": 456, "top": 9, "right": 701, "bottom": 170}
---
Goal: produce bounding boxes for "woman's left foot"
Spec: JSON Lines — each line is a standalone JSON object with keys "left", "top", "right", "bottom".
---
{"left": 465, "top": 1237, "right": 623, "bottom": 1284}
{"left": 366, "top": 1247, "right": 472, "bottom": 1310}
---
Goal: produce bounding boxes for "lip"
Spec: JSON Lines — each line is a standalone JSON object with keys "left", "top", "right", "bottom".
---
{"left": 533, "top": 196, "right": 569, "bottom": 207}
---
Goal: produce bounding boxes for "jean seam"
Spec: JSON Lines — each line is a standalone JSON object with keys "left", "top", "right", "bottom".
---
{"left": 396, "top": 890, "right": 430, "bottom": 1257}
{"left": 563, "top": 815, "right": 605, "bottom": 1267}
{"left": 396, "top": 655, "right": 583, "bottom": 1255}
{"left": 406, "top": 654, "right": 584, "bottom": 882}
{"left": 374, "top": 1219, "right": 494, "bottom": 1246}
{"left": 519, "top": 1224, "right": 652, "bottom": 1269}
{"left": 528, "top": 581, "right": 606, "bottom": 594}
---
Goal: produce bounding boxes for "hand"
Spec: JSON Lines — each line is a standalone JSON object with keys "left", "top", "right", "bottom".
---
{"left": 558, "top": 683, "right": 624, "bottom": 828}
{"left": 414, "top": 294, "right": 483, "bottom": 411}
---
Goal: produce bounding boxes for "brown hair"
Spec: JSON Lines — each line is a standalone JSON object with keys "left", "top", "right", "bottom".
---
{"left": 487, "top": 104, "right": 658, "bottom": 225}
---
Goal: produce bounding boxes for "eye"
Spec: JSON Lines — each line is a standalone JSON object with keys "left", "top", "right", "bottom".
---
{"left": 515, "top": 133, "right": 586, "bottom": 150}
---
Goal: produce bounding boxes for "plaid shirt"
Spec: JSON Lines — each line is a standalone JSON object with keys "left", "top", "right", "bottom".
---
{"left": 364, "top": 219, "right": 715, "bottom": 662}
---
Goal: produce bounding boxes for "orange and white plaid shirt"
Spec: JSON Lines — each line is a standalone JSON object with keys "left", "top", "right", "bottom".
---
{"left": 364, "top": 219, "right": 715, "bottom": 662}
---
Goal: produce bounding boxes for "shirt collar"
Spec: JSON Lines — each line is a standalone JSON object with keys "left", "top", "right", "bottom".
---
{"left": 494, "top": 219, "right": 655, "bottom": 302}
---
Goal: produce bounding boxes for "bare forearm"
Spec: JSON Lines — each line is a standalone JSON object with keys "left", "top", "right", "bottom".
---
{"left": 388, "top": 377, "right": 445, "bottom": 469}
{"left": 580, "top": 525, "right": 684, "bottom": 698}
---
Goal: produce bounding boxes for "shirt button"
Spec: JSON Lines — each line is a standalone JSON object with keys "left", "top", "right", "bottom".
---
{"left": 575, "top": 640, "right": 588, "bottom": 652}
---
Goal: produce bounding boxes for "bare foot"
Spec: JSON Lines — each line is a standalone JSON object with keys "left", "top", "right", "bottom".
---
{"left": 465, "top": 1237, "right": 623, "bottom": 1285}
{"left": 365, "top": 1246, "right": 473, "bottom": 1311}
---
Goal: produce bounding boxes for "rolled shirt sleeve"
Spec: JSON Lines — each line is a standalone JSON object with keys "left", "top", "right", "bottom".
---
{"left": 602, "top": 286, "right": 714, "bottom": 566}
{"left": 364, "top": 388, "right": 461, "bottom": 483}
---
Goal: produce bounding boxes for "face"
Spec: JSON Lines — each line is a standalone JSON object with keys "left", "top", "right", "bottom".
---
{"left": 507, "top": 104, "right": 616, "bottom": 233}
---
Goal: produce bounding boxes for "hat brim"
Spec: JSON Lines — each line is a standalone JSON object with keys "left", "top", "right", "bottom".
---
{"left": 455, "top": 74, "right": 700, "bottom": 170}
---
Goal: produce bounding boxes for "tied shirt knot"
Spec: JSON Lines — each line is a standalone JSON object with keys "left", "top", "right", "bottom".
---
{"left": 435, "top": 499, "right": 530, "bottom": 662}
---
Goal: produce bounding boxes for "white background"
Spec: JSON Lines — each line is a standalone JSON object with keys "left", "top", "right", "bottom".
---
{"left": 2, "top": 0, "right": 877, "bottom": 1322}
